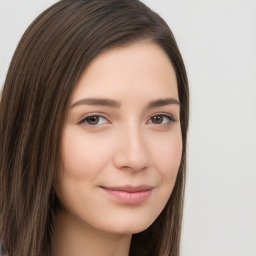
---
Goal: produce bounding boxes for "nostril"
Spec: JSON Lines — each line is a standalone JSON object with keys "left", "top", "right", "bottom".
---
{"left": 121, "top": 165, "right": 147, "bottom": 171}
{"left": 113, "top": 153, "right": 148, "bottom": 172}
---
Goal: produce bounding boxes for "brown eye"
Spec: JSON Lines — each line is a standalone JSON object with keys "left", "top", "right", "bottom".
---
{"left": 86, "top": 116, "right": 99, "bottom": 125}
{"left": 151, "top": 115, "right": 164, "bottom": 124}
{"left": 81, "top": 115, "right": 108, "bottom": 126}
{"left": 149, "top": 114, "right": 175, "bottom": 125}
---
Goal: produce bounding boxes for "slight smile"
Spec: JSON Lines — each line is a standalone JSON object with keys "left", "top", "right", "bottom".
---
{"left": 100, "top": 185, "right": 154, "bottom": 204}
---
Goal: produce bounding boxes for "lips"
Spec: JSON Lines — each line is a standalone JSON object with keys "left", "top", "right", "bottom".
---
{"left": 100, "top": 185, "right": 154, "bottom": 204}
{"left": 103, "top": 185, "right": 154, "bottom": 192}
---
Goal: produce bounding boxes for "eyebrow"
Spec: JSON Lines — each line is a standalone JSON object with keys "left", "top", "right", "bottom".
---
{"left": 70, "top": 97, "right": 180, "bottom": 109}
{"left": 71, "top": 98, "right": 121, "bottom": 108}
{"left": 146, "top": 98, "right": 180, "bottom": 108}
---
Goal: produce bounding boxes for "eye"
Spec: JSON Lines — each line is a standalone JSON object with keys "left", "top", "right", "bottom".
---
{"left": 148, "top": 114, "right": 175, "bottom": 125}
{"left": 80, "top": 115, "right": 109, "bottom": 126}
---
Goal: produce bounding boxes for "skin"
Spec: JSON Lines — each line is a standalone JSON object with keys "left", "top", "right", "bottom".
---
{"left": 52, "top": 41, "right": 182, "bottom": 256}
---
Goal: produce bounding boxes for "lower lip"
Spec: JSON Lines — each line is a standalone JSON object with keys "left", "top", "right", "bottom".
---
{"left": 101, "top": 188, "right": 152, "bottom": 204}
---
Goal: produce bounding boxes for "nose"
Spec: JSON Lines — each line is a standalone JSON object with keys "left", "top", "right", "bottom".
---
{"left": 113, "top": 125, "right": 149, "bottom": 172}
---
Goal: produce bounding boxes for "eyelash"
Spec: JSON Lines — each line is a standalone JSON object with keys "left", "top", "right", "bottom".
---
{"left": 148, "top": 114, "right": 175, "bottom": 125}
{"left": 79, "top": 115, "right": 109, "bottom": 126}
{"left": 79, "top": 113, "right": 176, "bottom": 127}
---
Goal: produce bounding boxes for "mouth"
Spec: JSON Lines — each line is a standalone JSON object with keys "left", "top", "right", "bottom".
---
{"left": 99, "top": 185, "right": 154, "bottom": 204}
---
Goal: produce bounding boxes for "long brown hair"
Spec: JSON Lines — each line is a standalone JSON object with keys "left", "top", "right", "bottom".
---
{"left": 0, "top": 0, "right": 189, "bottom": 255}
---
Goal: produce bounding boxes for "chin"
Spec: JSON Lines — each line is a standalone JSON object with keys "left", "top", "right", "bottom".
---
{"left": 97, "top": 214, "right": 156, "bottom": 235}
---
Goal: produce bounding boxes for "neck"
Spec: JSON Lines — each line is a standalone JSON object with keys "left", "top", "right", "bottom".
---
{"left": 52, "top": 209, "right": 132, "bottom": 256}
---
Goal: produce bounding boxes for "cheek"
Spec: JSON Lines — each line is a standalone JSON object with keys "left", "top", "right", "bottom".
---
{"left": 150, "top": 128, "right": 182, "bottom": 183}
{"left": 56, "top": 127, "right": 113, "bottom": 218}
{"left": 60, "top": 126, "right": 112, "bottom": 178}
{"left": 138, "top": 128, "right": 182, "bottom": 230}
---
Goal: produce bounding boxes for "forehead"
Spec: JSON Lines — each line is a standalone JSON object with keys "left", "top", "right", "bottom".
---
{"left": 71, "top": 42, "right": 178, "bottom": 103}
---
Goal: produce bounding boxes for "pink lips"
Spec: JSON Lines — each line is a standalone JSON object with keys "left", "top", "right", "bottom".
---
{"left": 100, "top": 185, "right": 153, "bottom": 204}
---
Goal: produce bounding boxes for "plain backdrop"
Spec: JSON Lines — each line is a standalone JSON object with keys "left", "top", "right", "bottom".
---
{"left": 0, "top": 0, "right": 256, "bottom": 255}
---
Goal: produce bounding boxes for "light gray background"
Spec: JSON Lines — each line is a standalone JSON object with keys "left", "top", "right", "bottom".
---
{"left": 0, "top": 0, "right": 256, "bottom": 255}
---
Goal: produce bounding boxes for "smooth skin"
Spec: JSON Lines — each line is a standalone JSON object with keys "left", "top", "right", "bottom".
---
{"left": 52, "top": 41, "right": 182, "bottom": 256}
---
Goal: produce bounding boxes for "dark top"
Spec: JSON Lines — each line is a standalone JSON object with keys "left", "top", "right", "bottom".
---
{"left": 0, "top": 241, "right": 8, "bottom": 256}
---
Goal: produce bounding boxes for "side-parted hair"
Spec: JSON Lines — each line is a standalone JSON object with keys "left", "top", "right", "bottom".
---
{"left": 0, "top": 0, "right": 189, "bottom": 255}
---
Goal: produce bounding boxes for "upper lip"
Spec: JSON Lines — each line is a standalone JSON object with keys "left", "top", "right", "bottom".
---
{"left": 100, "top": 185, "right": 154, "bottom": 192}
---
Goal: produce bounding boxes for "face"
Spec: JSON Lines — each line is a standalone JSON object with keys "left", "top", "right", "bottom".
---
{"left": 56, "top": 42, "right": 182, "bottom": 234}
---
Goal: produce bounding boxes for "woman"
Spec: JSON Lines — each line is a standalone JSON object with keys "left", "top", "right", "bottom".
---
{"left": 0, "top": 0, "right": 189, "bottom": 255}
